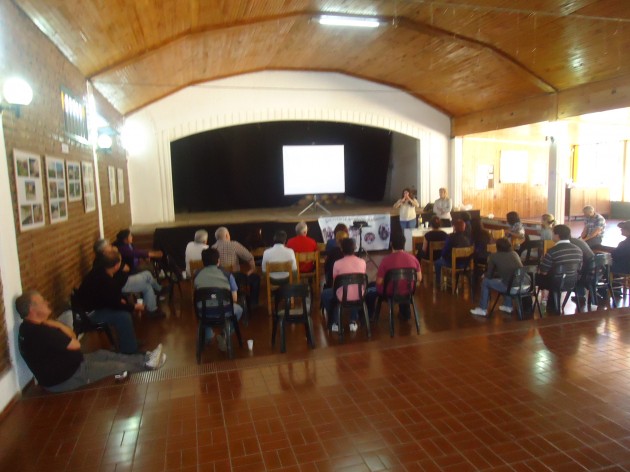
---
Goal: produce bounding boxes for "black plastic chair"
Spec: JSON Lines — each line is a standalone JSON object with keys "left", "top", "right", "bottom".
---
{"left": 332, "top": 273, "right": 371, "bottom": 341}
{"left": 272, "top": 283, "right": 315, "bottom": 353}
{"left": 70, "top": 288, "right": 117, "bottom": 350}
{"left": 194, "top": 287, "right": 243, "bottom": 362}
{"left": 586, "top": 253, "right": 616, "bottom": 309}
{"left": 520, "top": 240, "right": 544, "bottom": 265}
{"left": 374, "top": 268, "right": 420, "bottom": 337}
{"left": 537, "top": 262, "right": 580, "bottom": 315}
{"left": 160, "top": 254, "right": 183, "bottom": 300}
{"left": 488, "top": 267, "right": 533, "bottom": 320}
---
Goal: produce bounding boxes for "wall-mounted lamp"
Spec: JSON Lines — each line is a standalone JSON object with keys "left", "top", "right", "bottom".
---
{"left": 317, "top": 14, "right": 382, "bottom": 28}
{"left": 1, "top": 77, "right": 33, "bottom": 117}
{"left": 97, "top": 133, "right": 113, "bottom": 150}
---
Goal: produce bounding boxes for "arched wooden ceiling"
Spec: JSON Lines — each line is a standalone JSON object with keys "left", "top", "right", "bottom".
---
{"left": 14, "top": 0, "right": 630, "bottom": 134}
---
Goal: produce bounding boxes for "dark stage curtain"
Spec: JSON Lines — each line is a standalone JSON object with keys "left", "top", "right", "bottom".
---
{"left": 171, "top": 121, "right": 392, "bottom": 213}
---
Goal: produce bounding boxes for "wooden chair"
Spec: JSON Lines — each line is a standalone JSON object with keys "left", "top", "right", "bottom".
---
{"left": 543, "top": 240, "right": 555, "bottom": 256}
{"left": 265, "top": 261, "right": 294, "bottom": 315}
{"left": 296, "top": 250, "right": 320, "bottom": 296}
{"left": 189, "top": 260, "right": 204, "bottom": 278}
{"left": 420, "top": 240, "right": 445, "bottom": 288}
{"left": 487, "top": 243, "right": 497, "bottom": 254}
{"left": 489, "top": 229, "right": 505, "bottom": 240}
{"left": 441, "top": 245, "right": 474, "bottom": 295}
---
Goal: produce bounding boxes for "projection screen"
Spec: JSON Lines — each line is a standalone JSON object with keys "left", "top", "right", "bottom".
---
{"left": 282, "top": 145, "right": 345, "bottom": 195}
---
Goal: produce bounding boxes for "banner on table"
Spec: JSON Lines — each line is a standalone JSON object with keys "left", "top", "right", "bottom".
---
{"left": 318, "top": 214, "right": 391, "bottom": 252}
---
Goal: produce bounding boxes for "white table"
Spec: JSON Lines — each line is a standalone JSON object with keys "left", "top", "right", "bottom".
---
{"left": 404, "top": 226, "right": 453, "bottom": 252}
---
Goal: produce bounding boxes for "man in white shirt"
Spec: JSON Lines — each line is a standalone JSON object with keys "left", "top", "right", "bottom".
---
{"left": 185, "top": 229, "right": 209, "bottom": 277}
{"left": 261, "top": 230, "right": 297, "bottom": 284}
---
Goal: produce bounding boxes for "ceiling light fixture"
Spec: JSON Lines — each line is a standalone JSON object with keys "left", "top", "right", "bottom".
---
{"left": 318, "top": 14, "right": 381, "bottom": 28}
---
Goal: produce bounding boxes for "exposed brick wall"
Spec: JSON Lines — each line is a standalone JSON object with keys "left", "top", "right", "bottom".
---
{"left": 0, "top": 0, "right": 131, "bottom": 329}
{"left": 0, "top": 274, "right": 9, "bottom": 376}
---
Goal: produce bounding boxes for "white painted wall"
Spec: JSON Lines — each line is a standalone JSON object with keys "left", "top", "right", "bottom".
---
{"left": 0, "top": 119, "right": 25, "bottom": 412}
{"left": 126, "top": 71, "right": 451, "bottom": 225}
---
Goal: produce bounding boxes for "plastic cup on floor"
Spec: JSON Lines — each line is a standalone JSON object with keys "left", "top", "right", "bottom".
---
{"left": 247, "top": 339, "right": 254, "bottom": 351}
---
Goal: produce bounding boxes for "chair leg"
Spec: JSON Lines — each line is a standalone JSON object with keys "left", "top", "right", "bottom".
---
{"left": 374, "top": 298, "right": 382, "bottom": 322}
{"left": 271, "top": 315, "right": 278, "bottom": 347}
{"left": 306, "top": 315, "right": 315, "bottom": 349}
{"left": 196, "top": 323, "right": 204, "bottom": 364}
{"left": 389, "top": 301, "right": 395, "bottom": 338}
{"left": 337, "top": 306, "right": 344, "bottom": 342}
{"left": 488, "top": 291, "right": 500, "bottom": 316}
{"left": 362, "top": 302, "right": 371, "bottom": 339}
{"left": 411, "top": 300, "right": 420, "bottom": 334}
{"left": 233, "top": 317, "right": 243, "bottom": 347}
{"left": 224, "top": 320, "right": 233, "bottom": 359}
{"left": 515, "top": 296, "right": 523, "bottom": 320}
{"left": 280, "top": 316, "right": 286, "bottom": 354}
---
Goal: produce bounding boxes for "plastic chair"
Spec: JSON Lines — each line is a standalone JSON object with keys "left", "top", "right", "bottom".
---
{"left": 536, "top": 262, "right": 580, "bottom": 315}
{"left": 194, "top": 287, "right": 243, "bottom": 362}
{"left": 441, "top": 245, "right": 474, "bottom": 295}
{"left": 374, "top": 268, "right": 420, "bottom": 337}
{"left": 332, "top": 273, "right": 371, "bottom": 341}
{"left": 420, "top": 240, "right": 445, "bottom": 288}
{"left": 70, "top": 288, "right": 117, "bottom": 350}
{"left": 296, "top": 250, "right": 320, "bottom": 296}
{"left": 272, "top": 283, "right": 315, "bottom": 353}
{"left": 488, "top": 267, "right": 533, "bottom": 320}
{"left": 587, "top": 253, "right": 616, "bottom": 309}
{"left": 265, "top": 261, "right": 294, "bottom": 315}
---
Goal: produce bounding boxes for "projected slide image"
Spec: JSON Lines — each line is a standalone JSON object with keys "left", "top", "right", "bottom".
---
{"left": 283, "top": 145, "right": 345, "bottom": 195}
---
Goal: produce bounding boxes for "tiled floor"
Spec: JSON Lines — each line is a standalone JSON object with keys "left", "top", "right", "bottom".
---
{"left": 3, "top": 271, "right": 630, "bottom": 471}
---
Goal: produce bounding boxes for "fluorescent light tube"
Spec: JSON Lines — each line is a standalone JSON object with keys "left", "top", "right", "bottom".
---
{"left": 318, "top": 15, "right": 380, "bottom": 28}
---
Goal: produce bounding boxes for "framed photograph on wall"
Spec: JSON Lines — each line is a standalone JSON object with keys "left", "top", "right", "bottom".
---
{"left": 108, "top": 166, "right": 117, "bottom": 205}
{"left": 45, "top": 155, "right": 68, "bottom": 223}
{"left": 117, "top": 168, "right": 125, "bottom": 204}
{"left": 66, "top": 160, "right": 82, "bottom": 202}
{"left": 14, "top": 149, "right": 45, "bottom": 231}
{"left": 81, "top": 161, "right": 96, "bottom": 212}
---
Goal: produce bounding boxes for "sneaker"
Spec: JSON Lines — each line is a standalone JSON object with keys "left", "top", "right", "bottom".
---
{"left": 470, "top": 307, "right": 487, "bottom": 316}
{"left": 331, "top": 323, "right": 339, "bottom": 333}
{"left": 145, "top": 344, "right": 163, "bottom": 369}
{"left": 499, "top": 305, "right": 512, "bottom": 313}
{"left": 349, "top": 322, "right": 358, "bottom": 332}
{"left": 152, "top": 353, "right": 167, "bottom": 370}
{"left": 216, "top": 334, "right": 227, "bottom": 352}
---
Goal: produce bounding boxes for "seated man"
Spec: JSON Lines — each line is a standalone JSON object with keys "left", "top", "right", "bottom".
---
{"left": 114, "top": 228, "right": 163, "bottom": 274}
{"left": 194, "top": 248, "right": 243, "bottom": 351}
{"left": 16, "top": 290, "right": 165, "bottom": 393}
{"left": 612, "top": 220, "right": 630, "bottom": 275}
{"left": 373, "top": 233, "right": 421, "bottom": 319}
{"left": 321, "top": 238, "right": 367, "bottom": 333}
{"left": 212, "top": 226, "right": 260, "bottom": 308}
{"left": 470, "top": 238, "right": 526, "bottom": 316}
{"left": 262, "top": 230, "right": 298, "bottom": 285}
{"left": 580, "top": 205, "right": 606, "bottom": 249}
{"left": 538, "top": 224, "right": 583, "bottom": 311}
{"left": 185, "top": 229, "right": 209, "bottom": 277}
{"left": 286, "top": 221, "right": 318, "bottom": 274}
{"left": 94, "top": 239, "right": 164, "bottom": 318}
{"left": 78, "top": 248, "right": 141, "bottom": 354}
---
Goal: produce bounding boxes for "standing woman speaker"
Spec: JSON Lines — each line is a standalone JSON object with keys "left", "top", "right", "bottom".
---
{"left": 434, "top": 188, "right": 452, "bottom": 227}
{"left": 394, "top": 188, "right": 420, "bottom": 231}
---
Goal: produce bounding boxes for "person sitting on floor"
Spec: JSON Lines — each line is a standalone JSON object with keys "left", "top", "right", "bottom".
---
{"left": 470, "top": 238, "right": 527, "bottom": 317}
{"left": 77, "top": 248, "right": 142, "bottom": 354}
{"left": 612, "top": 220, "right": 630, "bottom": 275}
{"left": 185, "top": 229, "right": 209, "bottom": 277}
{"left": 434, "top": 219, "right": 471, "bottom": 285}
{"left": 194, "top": 248, "right": 243, "bottom": 352}
{"left": 113, "top": 229, "right": 163, "bottom": 274}
{"left": 17, "top": 290, "right": 165, "bottom": 393}
{"left": 417, "top": 216, "right": 448, "bottom": 261}
{"left": 212, "top": 226, "right": 261, "bottom": 309}
{"left": 261, "top": 230, "right": 297, "bottom": 285}
{"left": 286, "top": 221, "right": 318, "bottom": 274}
{"left": 93, "top": 239, "right": 165, "bottom": 318}
{"left": 373, "top": 233, "right": 421, "bottom": 319}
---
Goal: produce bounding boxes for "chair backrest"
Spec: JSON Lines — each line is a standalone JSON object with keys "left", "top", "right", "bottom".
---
{"left": 194, "top": 287, "right": 234, "bottom": 322}
{"left": 266, "top": 260, "right": 295, "bottom": 284}
{"left": 276, "top": 283, "right": 310, "bottom": 318}
{"left": 450, "top": 245, "right": 474, "bottom": 269}
{"left": 295, "top": 250, "right": 319, "bottom": 275}
{"left": 487, "top": 243, "right": 497, "bottom": 254}
{"left": 383, "top": 268, "right": 418, "bottom": 301}
{"left": 166, "top": 254, "right": 183, "bottom": 281}
{"left": 552, "top": 262, "right": 579, "bottom": 289}
{"left": 428, "top": 241, "right": 446, "bottom": 262}
{"left": 69, "top": 288, "right": 94, "bottom": 334}
{"left": 543, "top": 240, "right": 555, "bottom": 256}
{"left": 189, "top": 259, "right": 204, "bottom": 278}
{"left": 592, "top": 253, "right": 612, "bottom": 283}
{"left": 489, "top": 229, "right": 505, "bottom": 240}
{"left": 333, "top": 273, "right": 368, "bottom": 303}
{"left": 506, "top": 267, "right": 532, "bottom": 294}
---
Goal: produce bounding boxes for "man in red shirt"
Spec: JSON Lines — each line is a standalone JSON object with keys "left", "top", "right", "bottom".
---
{"left": 286, "top": 221, "right": 318, "bottom": 273}
{"left": 374, "top": 233, "right": 422, "bottom": 319}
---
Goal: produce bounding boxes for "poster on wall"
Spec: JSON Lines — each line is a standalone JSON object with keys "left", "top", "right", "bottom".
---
{"left": 45, "top": 156, "right": 68, "bottom": 224}
{"left": 117, "top": 168, "right": 125, "bottom": 204}
{"left": 14, "top": 149, "right": 45, "bottom": 231}
{"left": 108, "top": 166, "right": 117, "bottom": 205}
{"left": 81, "top": 161, "right": 96, "bottom": 212}
{"left": 66, "top": 160, "right": 82, "bottom": 202}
